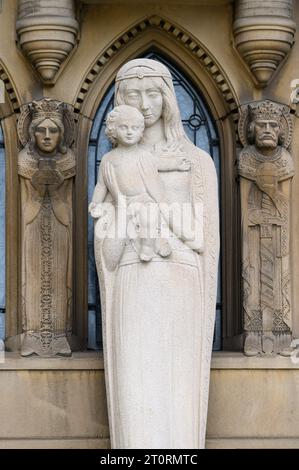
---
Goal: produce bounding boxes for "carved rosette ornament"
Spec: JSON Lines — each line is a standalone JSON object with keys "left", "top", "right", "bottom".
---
{"left": 233, "top": 0, "right": 296, "bottom": 86}
{"left": 238, "top": 100, "right": 294, "bottom": 356}
{"left": 17, "top": 98, "right": 76, "bottom": 357}
{"left": 16, "top": 0, "right": 79, "bottom": 83}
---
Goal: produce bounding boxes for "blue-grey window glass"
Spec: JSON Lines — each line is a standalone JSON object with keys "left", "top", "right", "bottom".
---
{"left": 0, "top": 124, "right": 5, "bottom": 341}
{"left": 88, "top": 51, "right": 222, "bottom": 350}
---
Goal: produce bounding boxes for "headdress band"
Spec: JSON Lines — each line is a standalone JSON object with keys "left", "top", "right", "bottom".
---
{"left": 115, "top": 71, "right": 172, "bottom": 82}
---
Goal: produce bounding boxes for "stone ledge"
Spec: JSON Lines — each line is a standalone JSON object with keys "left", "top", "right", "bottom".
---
{"left": 206, "top": 438, "right": 299, "bottom": 449}
{"left": 1, "top": 350, "right": 299, "bottom": 370}
{"left": 82, "top": 0, "right": 233, "bottom": 5}
{"left": 211, "top": 351, "right": 299, "bottom": 369}
{"left": 0, "top": 351, "right": 104, "bottom": 370}
{"left": 0, "top": 438, "right": 110, "bottom": 449}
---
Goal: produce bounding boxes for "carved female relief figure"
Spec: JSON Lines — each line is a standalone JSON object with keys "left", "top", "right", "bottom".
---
{"left": 17, "top": 99, "right": 76, "bottom": 357}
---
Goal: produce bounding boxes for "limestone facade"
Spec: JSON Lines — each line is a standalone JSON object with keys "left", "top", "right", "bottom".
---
{"left": 1, "top": 0, "right": 299, "bottom": 448}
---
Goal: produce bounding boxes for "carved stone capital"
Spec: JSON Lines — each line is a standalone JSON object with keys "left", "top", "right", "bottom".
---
{"left": 16, "top": 0, "right": 79, "bottom": 83}
{"left": 233, "top": 0, "right": 296, "bottom": 86}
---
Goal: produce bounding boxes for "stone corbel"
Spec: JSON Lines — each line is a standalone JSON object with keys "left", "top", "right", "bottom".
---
{"left": 233, "top": 0, "right": 296, "bottom": 87}
{"left": 16, "top": 0, "right": 79, "bottom": 84}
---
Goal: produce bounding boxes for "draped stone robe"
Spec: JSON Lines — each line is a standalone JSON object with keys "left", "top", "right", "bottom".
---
{"left": 238, "top": 145, "right": 294, "bottom": 355}
{"left": 94, "top": 140, "right": 219, "bottom": 448}
{"left": 18, "top": 147, "right": 76, "bottom": 357}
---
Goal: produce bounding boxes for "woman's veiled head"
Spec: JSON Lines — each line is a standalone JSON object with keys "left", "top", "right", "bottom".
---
{"left": 115, "top": 59, "right": 185, "bottom": 147}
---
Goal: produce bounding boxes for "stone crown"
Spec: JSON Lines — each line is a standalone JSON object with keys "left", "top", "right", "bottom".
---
{"left": 29, "top": 99, "right": 65, "bottom": 121}
{"left": 249, "top": 100, "right": 283, "bottom": 122}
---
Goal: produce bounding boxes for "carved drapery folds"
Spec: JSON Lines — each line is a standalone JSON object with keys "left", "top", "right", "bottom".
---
{"left": 238, "top": 100, "right": 294, "bottom": 356}
{"left": 233, "top": 0, "right": 296, "bottom": 86}
{"left": 16, "top": 0, "right": 79, "bottom": 83}
{"left": 17, "top": 98, "right": 76, "bottom": 357}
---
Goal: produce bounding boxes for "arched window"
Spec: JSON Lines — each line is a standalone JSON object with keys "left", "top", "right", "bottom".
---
{"left": 88, "top": 52, "right": 222, "bottom": 350}
{"left": 0, "top": 124, "right": 5, "bottom": 340}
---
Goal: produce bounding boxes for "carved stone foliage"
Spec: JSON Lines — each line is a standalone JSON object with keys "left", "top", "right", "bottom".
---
{"left": 238, "top": 100, "right": 294, "bottom": 356}
{"left": 17, "top": 98, "right": 76, "bottom": 357}
{"left": 233, "top": 0, "right": 296, "bottom": 86}
{"left": 16, "top": 0, "right": 79, "bottom": 83}
{"left": 90, "top": 58, "right": 219, "bottom": 448}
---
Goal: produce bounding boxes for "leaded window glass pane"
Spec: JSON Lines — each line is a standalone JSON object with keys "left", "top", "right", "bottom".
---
{"left": 88, "top": 51, "right": 222, "bottom": 350}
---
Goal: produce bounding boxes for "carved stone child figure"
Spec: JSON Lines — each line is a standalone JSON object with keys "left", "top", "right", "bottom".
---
{"left": 89, "top": 104, "right": 190, "bottom": 263}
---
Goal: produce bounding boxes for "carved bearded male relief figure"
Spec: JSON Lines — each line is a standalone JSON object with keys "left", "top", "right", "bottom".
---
{"left": 17, "top": 99, "right": 76, "bottom": 357}
{"left": 238, "top": 100, "right": 294, "bottom": 356}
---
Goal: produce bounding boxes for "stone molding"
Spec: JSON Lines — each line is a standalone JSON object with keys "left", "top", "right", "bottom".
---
{"left": 16, "top": 0, "right": 79, "bottom": 84}
{"left": 0, "top": 65, "right": 20, "bottom": 114}
{"left": 73, "top": 15, "right": 239, "bottom": 126}
{"left": 233, "top": 0, "right": 296, "bottom": 87}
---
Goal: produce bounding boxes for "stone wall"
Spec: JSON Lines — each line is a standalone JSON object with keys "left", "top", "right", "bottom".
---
{"left": 1, "top": 0, "right": 299, "bottom": 448}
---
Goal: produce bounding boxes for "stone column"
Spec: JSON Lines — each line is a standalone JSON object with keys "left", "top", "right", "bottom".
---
{"left": 233, "top": 0, "right": 296, "bottom": 86}
{"left": 16, "top": 0, "right": 79, "bottom": 82}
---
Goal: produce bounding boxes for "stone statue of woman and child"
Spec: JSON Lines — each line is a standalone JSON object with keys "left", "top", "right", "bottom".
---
{"left": 14, "top": 59, "right": 220, "bottom": 449}
{"left": 89, "top": 59, "right": 220, "bottom": 449}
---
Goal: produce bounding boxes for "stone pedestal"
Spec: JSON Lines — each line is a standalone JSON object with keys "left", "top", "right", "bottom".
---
{"left": 0, "top": 353, "right": 109, "bottom": 448}
{"left": 1, "top": 352, "right": 299, "bottom": 448}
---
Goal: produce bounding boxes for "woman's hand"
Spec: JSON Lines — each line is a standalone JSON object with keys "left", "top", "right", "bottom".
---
{"left": 89, "top": 201, "right": 106, "bottom": 219}
{"left": 176, "top": 156, "right": 191, "bottom": 171}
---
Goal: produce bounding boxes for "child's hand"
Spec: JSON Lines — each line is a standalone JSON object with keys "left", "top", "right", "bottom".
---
{"left": 89, "top": 201, "right": 105, "bottom": 219}
{"left": 176, "top": 156, "right": 191, "bottom": 171}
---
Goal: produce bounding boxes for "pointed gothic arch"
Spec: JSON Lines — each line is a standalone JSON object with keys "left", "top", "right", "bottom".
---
{"left": 0, "top": 61, "right": 20, "bottom": 118}
{"left": 0, "top": 62, "right": 21, "bottom": 344}
{"left": 74, "top": 18, "right": 242, "bottom": 350}
{"left": 73, "top": 15, "right": 239, "bottom": 127}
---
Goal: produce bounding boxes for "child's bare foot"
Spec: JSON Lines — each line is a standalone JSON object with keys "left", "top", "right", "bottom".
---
{"left": 156, "top": 238, "right": 172, "bottom": 258}
{"left": 139, "top": 244, "right": 155, "bottom": 262}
